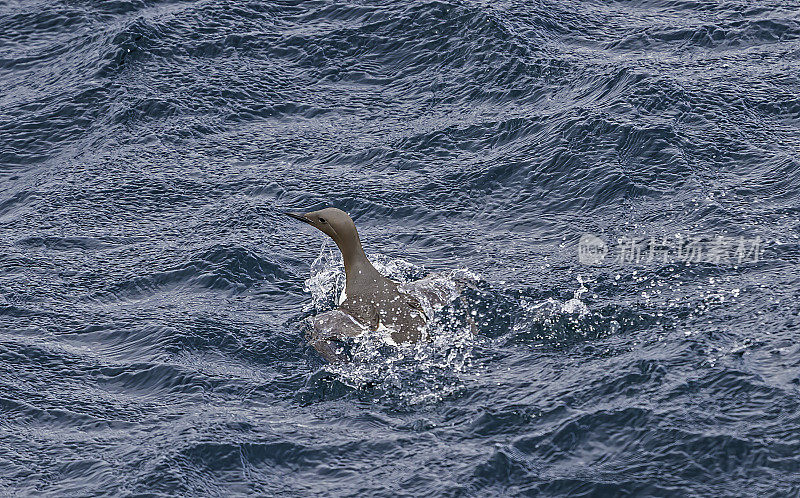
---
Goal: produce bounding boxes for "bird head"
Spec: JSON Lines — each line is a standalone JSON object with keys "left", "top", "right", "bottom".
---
{"left": 284, "top": 207, "right": 357, "bottom": 245}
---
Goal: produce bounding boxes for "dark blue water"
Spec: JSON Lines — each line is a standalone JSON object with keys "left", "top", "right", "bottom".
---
{"left": 2, "top": 0, "right": 800, "bottom": 495}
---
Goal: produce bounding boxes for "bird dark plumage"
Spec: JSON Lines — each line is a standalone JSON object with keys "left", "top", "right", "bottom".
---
{"left": 285, "top": 208, "right": 427, "bottom": 361}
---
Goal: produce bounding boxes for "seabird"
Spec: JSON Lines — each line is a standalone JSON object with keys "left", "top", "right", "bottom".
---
{"left": 285, "top": 207, "right": 428, "bottom": 361}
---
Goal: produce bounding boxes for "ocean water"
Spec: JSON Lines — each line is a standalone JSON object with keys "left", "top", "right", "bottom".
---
{"left": 2, "top": 0, "right": 800, "bottom": 495}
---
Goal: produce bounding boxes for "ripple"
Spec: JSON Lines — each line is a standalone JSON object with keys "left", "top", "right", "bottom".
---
{"left": 2, "top": 0, "right": 800, "bottom": 494}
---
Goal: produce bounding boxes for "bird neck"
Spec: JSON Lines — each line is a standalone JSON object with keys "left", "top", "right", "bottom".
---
{"left": 335, "top": 234, "right": 380, "bottom": 295}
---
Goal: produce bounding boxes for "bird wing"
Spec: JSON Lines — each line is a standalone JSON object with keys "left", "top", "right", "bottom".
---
{"left": 398, "top": 272, "right": 463, "bottom": 311}
{"left": 338, "top": 298, "right": 380, "bottom": 331}
{"left": 307, "top": 309, "right": 368, "bottom": 363}
{"left": 401, "top": 292, "right": 427, "bottom": 319}
{"left": 310, "top": 309, "right": 366, "bottom": 340}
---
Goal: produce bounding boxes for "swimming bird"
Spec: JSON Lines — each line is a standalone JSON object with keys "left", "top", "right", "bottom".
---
{"left": 285, "top": 207, "right": 429, "bottom": 361}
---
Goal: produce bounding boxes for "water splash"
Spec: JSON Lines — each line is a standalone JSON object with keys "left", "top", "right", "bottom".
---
{"left": 300, "top": 250, "right": 612, "bottom": 403}
{"left": 510, "top": 276, "right": 603, "bottom": 345}
{"left": 561, "top": 275, "right": 591, "bottom": 316}
{"left": 301, "top": 242, "right": 482, "bottom": 405}
{"left": 303, "top": 241, "right": 345, "bottom": 312}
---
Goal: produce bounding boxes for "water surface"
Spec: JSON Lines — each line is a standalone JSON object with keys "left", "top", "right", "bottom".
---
{"left": 1, "top": 0, "right": 800, "bottom": 495}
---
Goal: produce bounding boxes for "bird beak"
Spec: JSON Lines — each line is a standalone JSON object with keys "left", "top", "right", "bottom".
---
{"left": 284, "top": 212, "right": 313, "bottom": 225}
